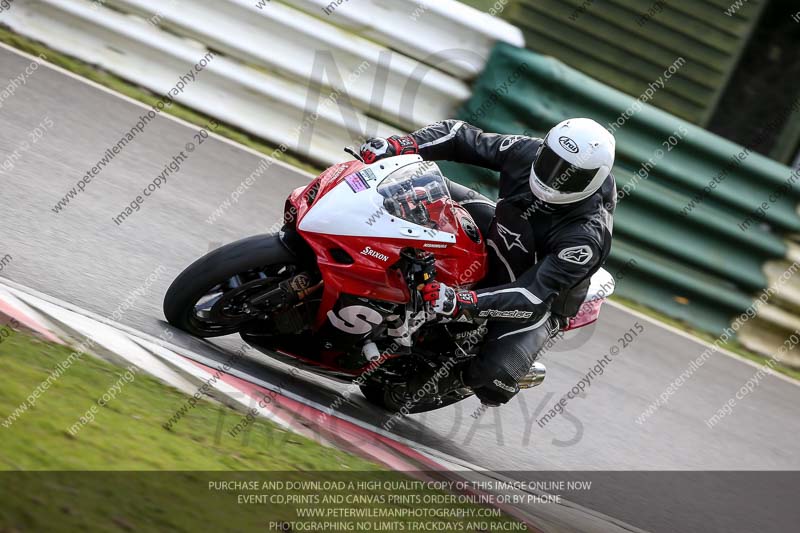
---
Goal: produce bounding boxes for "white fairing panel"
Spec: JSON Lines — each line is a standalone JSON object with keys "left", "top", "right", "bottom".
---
{"left": 298, "top": 155, "right": 457, "bottom": 244}
{"left": 585, "top": 268, "right": 615, "bottom": 301}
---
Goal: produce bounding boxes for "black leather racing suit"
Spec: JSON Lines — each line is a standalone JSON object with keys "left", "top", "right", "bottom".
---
{"left": 410, "top": 120, "right": 616, "bottom": 404}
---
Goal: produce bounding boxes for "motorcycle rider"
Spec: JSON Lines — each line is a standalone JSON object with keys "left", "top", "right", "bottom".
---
{"left": 359, "top": 118, "right": 616, "bottom": 406}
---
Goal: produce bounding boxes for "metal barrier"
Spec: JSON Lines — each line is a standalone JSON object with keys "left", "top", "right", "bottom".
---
{"left": 451, "top": 43, "right": 800, "bottom": 365}
{"left": 4, "top": 0, "right": 522, "bottom": 166}
{"left": 504, "top": 0, "right": 767, "bottom": 126}
{"left": 288, "top": 0, "right": 524, "bottom": 80}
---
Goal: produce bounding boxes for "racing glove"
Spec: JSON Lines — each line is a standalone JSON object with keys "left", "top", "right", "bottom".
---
{"left": 358, "top": 135, "right": 418, "bottom": 164}
{"left": 422, "top": 281, "right": 477, "bottom": 320}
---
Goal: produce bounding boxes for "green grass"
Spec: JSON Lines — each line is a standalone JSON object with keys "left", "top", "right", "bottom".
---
{"left": 460, "top": 0, "right": 506, "bottom": 13}
{"left": 0, "top": 331, "right": 520, "bottom": 532}
{"left": 0, "top": 330, "right": 376, "bottom": 471}
{"left": 0, "top": 27, "right": 322, "bottom": 177}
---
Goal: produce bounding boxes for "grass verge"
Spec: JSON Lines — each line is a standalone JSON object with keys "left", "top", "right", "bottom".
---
{"left": 0, "top": 330, "right": 520, "bottom": 531}
{"left": 0, "top": 329, "right": 379, "bottom": 471}
{"left": 459, "top": 0, "right": 506, "bottom": 13}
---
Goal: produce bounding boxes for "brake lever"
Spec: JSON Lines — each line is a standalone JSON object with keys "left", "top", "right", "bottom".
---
{"left": 344, "top": 146, "right": 364, "bottom": 162}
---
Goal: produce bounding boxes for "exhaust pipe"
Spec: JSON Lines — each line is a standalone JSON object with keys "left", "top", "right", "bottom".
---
{"left": 518, "top": 362, "right": 546, "bottom": 389}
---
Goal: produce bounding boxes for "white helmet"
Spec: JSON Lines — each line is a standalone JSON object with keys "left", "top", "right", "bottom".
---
{"left": 529, "top": 118, "right": 616, "bottom": 205}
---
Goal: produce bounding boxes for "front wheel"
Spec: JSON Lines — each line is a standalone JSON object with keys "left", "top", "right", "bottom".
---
{"left": 163, "top": 234, "right": 298, "bottom": 337}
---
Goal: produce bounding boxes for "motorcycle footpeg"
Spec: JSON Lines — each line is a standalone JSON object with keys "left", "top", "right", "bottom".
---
{"left": 518, "top": 362, "right": 546, "bottom": 390}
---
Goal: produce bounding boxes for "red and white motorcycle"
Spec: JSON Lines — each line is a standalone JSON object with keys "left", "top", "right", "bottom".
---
{"left": 164, "top": 154, "right": 614, "bottom": 413}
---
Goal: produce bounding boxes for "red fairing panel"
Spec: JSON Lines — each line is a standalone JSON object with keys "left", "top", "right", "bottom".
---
{"left": 427, "top": 203, "right": 487, "bottom": 288}
{"left": 288, "top": 156, "right": 488, "bottom": 330}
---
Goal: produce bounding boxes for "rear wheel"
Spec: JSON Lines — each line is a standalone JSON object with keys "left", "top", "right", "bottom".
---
{"left": 360, "top": 381, "right": 472, "bottom": 414}
{"left": 163, "top": 234, "right": 298, "bottom": 337}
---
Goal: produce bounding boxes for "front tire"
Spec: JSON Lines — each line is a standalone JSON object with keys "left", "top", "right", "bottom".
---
{"left": 163, "top": 234, "right": 297, "bottom": 337}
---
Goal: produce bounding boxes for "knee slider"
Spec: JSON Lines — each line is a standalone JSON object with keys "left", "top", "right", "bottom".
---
{"left": 464, "top": 361, "right": 519, "bottom": 404}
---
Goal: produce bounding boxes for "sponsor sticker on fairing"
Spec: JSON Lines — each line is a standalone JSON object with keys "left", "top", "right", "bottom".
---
{"left": 360, "top": 246, "right": 389, "bottom": 262}
{"left": 359, "top": 168, "right": 378, "bottom": 182}
{"left": 344, "top": 173, "right": 370, "bottom": 193}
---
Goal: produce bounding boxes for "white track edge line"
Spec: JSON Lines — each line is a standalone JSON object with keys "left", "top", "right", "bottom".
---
{"left": 0, "top": 276, "right": 472, "bottom": 459}
{"left": 0, "top": 277, "right": 648, "bottom": 531}
{"left": 607, "top": 300, "right": 799, "bottom": 387}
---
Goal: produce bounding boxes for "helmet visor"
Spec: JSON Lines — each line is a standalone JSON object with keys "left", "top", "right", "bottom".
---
{"left": 534, "top": 144, "right": 598, "bottom": 193}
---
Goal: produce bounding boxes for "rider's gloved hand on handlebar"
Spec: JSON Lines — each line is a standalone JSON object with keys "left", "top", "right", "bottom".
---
{"left": 359, "top": 135, "right": 418, "bottom": 164}
{"left": 422, "top": 281, "right": 477, "bottom": 321}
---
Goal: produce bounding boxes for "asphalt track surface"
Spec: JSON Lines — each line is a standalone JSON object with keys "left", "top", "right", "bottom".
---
{"left": 1, "top": 46, "right": 799, "bottom": 532}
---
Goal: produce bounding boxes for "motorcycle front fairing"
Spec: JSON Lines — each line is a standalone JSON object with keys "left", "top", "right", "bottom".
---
{"left": 292, "top": 156, "right": 486, "bottom": 347}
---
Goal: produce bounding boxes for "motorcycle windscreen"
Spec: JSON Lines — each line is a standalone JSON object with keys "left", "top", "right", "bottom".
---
{"left": 376, "top": 162, "right": 458, "bottom": 233}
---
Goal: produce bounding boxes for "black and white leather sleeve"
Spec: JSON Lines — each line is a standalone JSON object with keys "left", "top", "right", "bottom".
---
{"left": 475, "top": 237, "right": 602, "bottom": 323}
{"left": 409, "top": 120, "right": 526, "bottom": 171}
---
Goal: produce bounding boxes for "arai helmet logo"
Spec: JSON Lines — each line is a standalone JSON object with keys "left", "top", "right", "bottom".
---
{"left": 558, "top": 136, "right": 579, "bottom": 154}
{"left": 360, "top": 246, "right": 389, "bottom": 262}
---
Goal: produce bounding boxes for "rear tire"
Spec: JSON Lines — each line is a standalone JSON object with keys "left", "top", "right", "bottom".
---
{"left": 360, "top": 382, "right": 471, "bottom": 414}
{"left": 163, "top": 234, "right": 297, "bottom": 337}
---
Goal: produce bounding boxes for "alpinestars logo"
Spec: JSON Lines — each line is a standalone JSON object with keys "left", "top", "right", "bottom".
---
{"left": 456, "top": 291, "right": 476, "bottom": 305}
{"left": 360, "top": 246, "right": 389, "bottom": 262}
{"left": 493, "top": 379, "right": 516, "bottom": 393}
{"left": 496, "top": 223, "right": 529, "bottom": 253}
{"left": 478, "top": 309, "right": 533, "bottom": 319}
{"left": 499, "top": 136, "right": 525, "bottom": 152}
{"left": 558, "top": 245, "right": 593, "bottom": 265}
